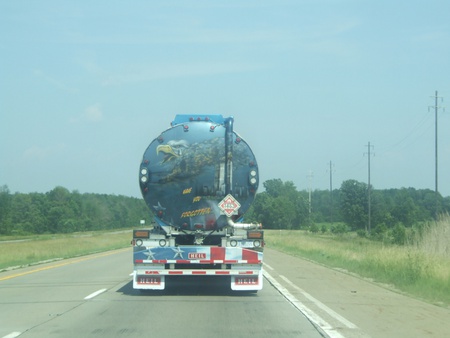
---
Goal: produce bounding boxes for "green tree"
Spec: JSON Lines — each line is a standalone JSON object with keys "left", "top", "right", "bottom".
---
{"left": 339, "top": 180, "right": 368, "bottom": 230}
{"left": 0, "top": 185, "right": 12, "bottom": 234}
{"left": 9, "top": 193, "right": 45, "bottom": 234}
{"left": 247, "top": 180, "right": 310, "bottom": 229}
{"left": 391, "top": 189, "right": 418, "bottom": 227}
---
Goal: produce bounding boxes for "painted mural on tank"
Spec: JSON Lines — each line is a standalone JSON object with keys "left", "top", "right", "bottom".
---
{"left": 139, "top": 120, "right": 258, "bottom": 231}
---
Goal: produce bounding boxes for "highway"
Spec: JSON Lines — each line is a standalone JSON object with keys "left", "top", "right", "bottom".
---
{"left": 1, "top": 248, "right": 449, "bottom": 338}
{"left": 0, "top": 248, "right": 321, "bottom": 338}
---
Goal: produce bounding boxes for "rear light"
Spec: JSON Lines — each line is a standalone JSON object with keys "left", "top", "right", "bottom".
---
{"left": 249, "top": 169, "right": 257, "bottom": 185}
{"left": 247, "top": 230, "right": 263, "bottom": 239}
{"left": 134, "top": 230, "right": 150, "bottom": 238}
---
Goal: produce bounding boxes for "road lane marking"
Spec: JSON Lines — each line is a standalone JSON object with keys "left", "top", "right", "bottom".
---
{"left": 280, "top": 275, "right": 358, "bottom": 329}
{"left": 264, "top": 270, "right": 346, "bottom": 338}
{"left": 263, "top": 263, "right": 274, "bottom": 271}
{"left": 0, "top": 248, "right": 129, "bottom": 282}
{"left": 2, "top": 332, "right": 21, "bottom": 338}
{"left": 84, "top": 288, "right": 107, "bottom": 300}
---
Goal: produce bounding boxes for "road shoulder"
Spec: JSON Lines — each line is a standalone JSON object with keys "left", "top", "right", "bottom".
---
{"left": 264, "top": 247, "right": 450, "bottom": 338}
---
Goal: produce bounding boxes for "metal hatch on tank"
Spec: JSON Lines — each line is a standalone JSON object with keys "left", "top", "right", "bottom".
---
{"left": 138, "top": 115, "right": 259, "bottom": 232}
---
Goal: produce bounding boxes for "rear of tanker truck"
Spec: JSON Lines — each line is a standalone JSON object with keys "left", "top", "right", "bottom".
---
{"left": 132, "top": 115, "right": 264, "bottom": 291}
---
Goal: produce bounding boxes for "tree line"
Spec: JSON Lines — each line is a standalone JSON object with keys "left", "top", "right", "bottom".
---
{"left": 0, "top": 185, "right": 149, "bottom": 235}
{"left": 246, "top": 179, "right": 450, "bottom": 233}
{"left": 1, "top": 180, "right": 449, "bottom": 236}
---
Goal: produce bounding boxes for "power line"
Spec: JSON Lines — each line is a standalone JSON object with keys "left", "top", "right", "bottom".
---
{"left": 377, "top": 112, "right": 433, "bottom": 154}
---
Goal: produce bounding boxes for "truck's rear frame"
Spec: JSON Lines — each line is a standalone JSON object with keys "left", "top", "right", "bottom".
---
{"left": 132, "top": 232, "right": 263, "bottom": 291}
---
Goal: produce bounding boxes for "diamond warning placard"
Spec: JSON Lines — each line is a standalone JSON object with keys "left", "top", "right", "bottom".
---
{"left": 218, "top": 194, "right": 241, "bottom": 217}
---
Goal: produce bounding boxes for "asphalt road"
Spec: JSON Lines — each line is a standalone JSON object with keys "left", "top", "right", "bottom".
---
{"left": 1, "top": 247, "right": 449, "bottom": 338}
{"left": 0, "top": 248, "right": 322, "bottom": 338}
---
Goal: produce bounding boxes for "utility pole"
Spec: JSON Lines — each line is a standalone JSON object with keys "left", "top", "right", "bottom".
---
{"left": 429, "top": 91, "right": 444, "bottom": 218}
{"left": 364, "top": 143, "right": 374, "bottom": 233}
{"left": 328, "top": 161, "right": 334, "bottom": 224}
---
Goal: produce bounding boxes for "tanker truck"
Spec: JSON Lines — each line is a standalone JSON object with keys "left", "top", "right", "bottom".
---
{"left": 132, "top": 115, "right": 264, "bottom": 291}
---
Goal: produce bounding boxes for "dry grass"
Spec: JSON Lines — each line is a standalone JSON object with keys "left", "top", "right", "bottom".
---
{"left": 413, "top": 213, "right": 450, "bottom": 258}
{"left": 0, "top": 230, "right": 132, "bottom": 270}
{"left": 265, "top": 225, "right": 450, "bottom": 307}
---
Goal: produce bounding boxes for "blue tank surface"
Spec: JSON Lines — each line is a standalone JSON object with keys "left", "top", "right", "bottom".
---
{"left": 138, "top": 115, "right": 259, "bottom": 231}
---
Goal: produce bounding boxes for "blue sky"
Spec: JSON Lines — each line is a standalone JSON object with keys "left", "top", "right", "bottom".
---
{"left": 1, "top": 0, "right": 450, "bottom": 198}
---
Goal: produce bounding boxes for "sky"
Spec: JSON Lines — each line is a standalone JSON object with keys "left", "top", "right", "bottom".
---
{"left": 1, "top": 0, "right": 450, "bottom": 198}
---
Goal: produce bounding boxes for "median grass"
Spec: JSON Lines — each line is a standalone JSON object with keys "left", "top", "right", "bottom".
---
{"left": 265, "top": 221, "right": 450, "bottom": 308}
{"left": 0, "top": 230, "right": 132, "bottom": 271}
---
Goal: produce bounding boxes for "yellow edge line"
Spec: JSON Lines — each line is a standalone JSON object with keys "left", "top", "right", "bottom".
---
{"left": 0, "top": 247, "right": 130, "bottom": 282}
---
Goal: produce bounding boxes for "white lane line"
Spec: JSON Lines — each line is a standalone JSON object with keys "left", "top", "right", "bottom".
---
{"left": 263, "top": 263, "right": 274, "bottom": 271}
{"left": 2, "top": 332, "right": 21, "bottom": 338}
{"left": 279, "top": 275, "right": 358, "bottom": 329}
{"left": 84, "top": 288, "right": 107, "bottom": 300}
{"left": 264, "top": 271, "right": 346, "bottom": 338}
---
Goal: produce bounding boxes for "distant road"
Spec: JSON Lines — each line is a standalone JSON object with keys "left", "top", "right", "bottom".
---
{"left": 1, "top": 248, "right": 449, "bottom": 338}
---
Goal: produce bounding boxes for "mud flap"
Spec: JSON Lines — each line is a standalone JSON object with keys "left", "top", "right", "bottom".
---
{"left": 231, "top": 270, "right": 263, "bottom": 291}
{"left": 133, "top": 272, "right": 165, "bottom": 290}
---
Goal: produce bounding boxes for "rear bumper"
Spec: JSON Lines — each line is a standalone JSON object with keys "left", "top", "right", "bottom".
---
{"left": 133, "top": 267, "right": 263, "bottom": 291}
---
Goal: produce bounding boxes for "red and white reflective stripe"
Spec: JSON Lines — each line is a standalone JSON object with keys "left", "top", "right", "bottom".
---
{"left": 215, "top": 271, "right": 230, "bottom": 275}
{"left": 140, "top": 270, "right": 258, "bottom": 276}
{"left": 137, "top": 259, "right": 261, "bottom": 264}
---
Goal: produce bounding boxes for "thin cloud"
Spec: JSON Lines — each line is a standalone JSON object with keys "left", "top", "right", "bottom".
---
{"left": 70, "top": 103, "right": 104, "bottom": 123}
{"left": 90, "top": 61, "right": 267, "bottom": 86}
{"left": 84, "top": 103, "right": 103, "bottom": 122}
{"left": 33, "top": 69, "right": 78, "bottom": 93}
{"left": 22, "top": 144, "right": 66, "bottom": 161}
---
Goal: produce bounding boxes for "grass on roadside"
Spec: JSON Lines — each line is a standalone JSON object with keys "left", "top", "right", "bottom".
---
{"left": 2, "top": 222, "right": 449, "bottom": 308}
{"left": 0, "top": 230, "right": 132, "bottom": 271}
{"left": 265, "top": 229, "right": 450, "bottom": 308}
